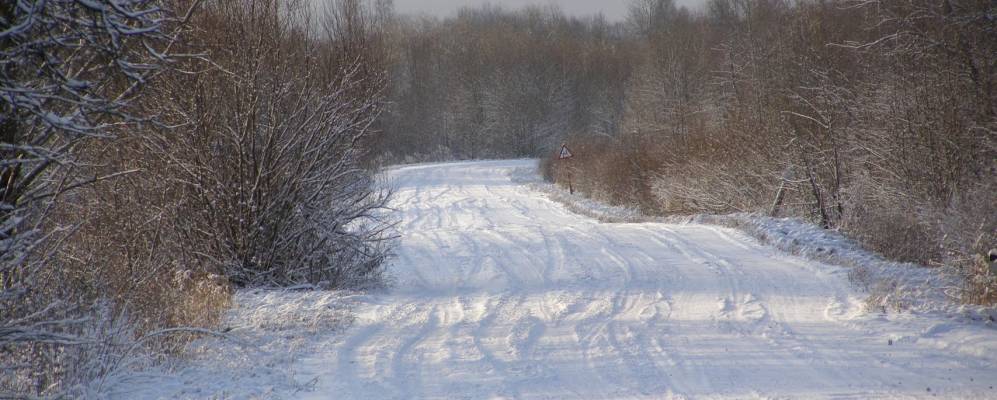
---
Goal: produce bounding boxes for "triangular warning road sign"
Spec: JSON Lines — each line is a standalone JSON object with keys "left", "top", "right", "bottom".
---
{"left": 558, "top": 144, "right": 573, "bottom": 160}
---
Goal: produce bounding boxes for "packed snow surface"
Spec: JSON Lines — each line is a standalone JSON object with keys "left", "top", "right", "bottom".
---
{"left": 123, "top": 160, "right": 997, "bottom": 399}
{"left": 293, "top": 160, "right": 997, "bottom": 399}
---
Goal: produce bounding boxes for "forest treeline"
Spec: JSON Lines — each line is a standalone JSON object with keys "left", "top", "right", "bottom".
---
{"left": 375, "top": 0, "right": 994, "bottom": 305}
{"left": 375, "top": 4, "right": 631, "bottom": 160}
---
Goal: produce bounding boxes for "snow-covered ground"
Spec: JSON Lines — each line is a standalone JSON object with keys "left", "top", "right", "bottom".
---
{"left": 123, "top": 159, "right": 997, "bottom": 399}
{"left": 528, "top": 170, "right": 996, "bottom": 319}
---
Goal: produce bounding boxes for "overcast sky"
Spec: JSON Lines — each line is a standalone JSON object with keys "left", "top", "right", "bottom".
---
{"left": 393, "top": 0, "right": 706, "bottom": 22}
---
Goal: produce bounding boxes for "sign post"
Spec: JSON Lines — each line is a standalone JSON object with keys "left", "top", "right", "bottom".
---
{"left": 558, "top": 144, "right": 574, "bottom": 194}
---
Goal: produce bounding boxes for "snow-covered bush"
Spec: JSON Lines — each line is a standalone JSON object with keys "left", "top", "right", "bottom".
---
{"left": 151, "top": 0, "right": 393, "bottom": 288}
{"left": 0, "top": 0, "right": 180, "bottom": 396}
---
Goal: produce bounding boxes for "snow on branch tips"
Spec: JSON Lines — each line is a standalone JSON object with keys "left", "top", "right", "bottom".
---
{"left": 1, "top": 0, "right": 180, "bottom": 397}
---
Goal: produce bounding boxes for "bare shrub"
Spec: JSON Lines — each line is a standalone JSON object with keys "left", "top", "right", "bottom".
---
{"left": 963, "top": 255, "right": 997, "bottom": 306}
{"left": 0, "top": 0, "right": 185, "bottom": 396}
{"left": 151, "top": 0, "right": 393, "bottom": 288}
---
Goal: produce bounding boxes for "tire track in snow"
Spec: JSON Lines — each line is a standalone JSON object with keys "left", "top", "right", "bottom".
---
{"left": 330, "top": 301, "right": 421, "bottom": 396}
{"left": 388, "top": 305, "right": 439, "bottom": 398}
{"left": 288, "top": 160, "right": 997, "bottom": 400}
{"left": 587, "top": 227, "right": 683, "bottom": 396}
{"left": 659, "top": 225, "right": 931, "bottom": 394}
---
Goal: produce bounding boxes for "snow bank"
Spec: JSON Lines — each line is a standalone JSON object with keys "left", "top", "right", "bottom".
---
{"left": 110, "top": 290, "right": 361, "bottom": 399}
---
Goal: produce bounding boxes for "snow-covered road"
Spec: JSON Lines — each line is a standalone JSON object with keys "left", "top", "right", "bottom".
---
{"left": 294, "top": 160, "right": 996, "bottom": 399}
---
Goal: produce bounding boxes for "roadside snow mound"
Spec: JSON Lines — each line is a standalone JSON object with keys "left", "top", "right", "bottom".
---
{"left": 113, "top": 290, "right": 358, "bottom": 399}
